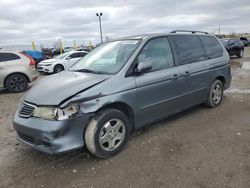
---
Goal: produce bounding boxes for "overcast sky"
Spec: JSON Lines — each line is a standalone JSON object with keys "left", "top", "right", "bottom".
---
{"left": 0, "top": 0, "right": 250, "bottom": 47}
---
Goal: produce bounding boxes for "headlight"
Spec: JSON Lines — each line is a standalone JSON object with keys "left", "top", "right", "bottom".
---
{"left": 57, "top": 104, "right": 79, "bottom": 120}
{"left": 32, "top": 104, "right": 79, "bottom": 121}
{"left": 44, "top": 63, "right": 52, "bottom": 66}
{"left": 33, "top": 106, "right": 57, "bottom": 120}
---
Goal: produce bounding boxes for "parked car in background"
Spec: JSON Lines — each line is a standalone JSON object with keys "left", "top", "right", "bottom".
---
{"left": 220, "top": 38, "right": 244, "bottom": 57}
{"left": 37, "top": 51, "right": 88, "bottom": 73}
{"left": 64, "top": 47, "right": 73, "bottom": 53}
{"left": 240, "top": 37, "right": 249, "bottom": 47}
{"left": 0, "top": 51, "right": 38, "bottom": 92}
{"left": 13, "top": 31, "right": 231, "bottom": 158}
{"left": 0, "top": 43, "right": 44, "bottom": 66}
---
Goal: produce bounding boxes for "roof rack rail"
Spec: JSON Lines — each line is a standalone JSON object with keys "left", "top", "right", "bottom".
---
{"left": 170, "top": 30, "right": 209, "bottom": 34}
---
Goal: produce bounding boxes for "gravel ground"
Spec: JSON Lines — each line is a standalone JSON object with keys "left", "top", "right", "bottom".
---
{"left": 0, "top": 48, "right": 250, "bottom": 188}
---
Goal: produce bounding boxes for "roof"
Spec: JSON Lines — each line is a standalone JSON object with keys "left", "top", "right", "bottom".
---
{"left": 113, "top": 31, "right": 214, "bottom": 41}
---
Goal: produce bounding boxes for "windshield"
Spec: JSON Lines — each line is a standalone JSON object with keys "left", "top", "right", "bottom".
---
{"left": 70, "top": 40, "right": 140, "bottom": 74}
{"left": 55, "top": 52, "right": 70, "bottom": 59}
{"left": 220, "top": 39, "right": 229, "bottom": 46}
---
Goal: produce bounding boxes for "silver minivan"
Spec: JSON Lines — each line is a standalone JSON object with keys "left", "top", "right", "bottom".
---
{"left": 13, "top": 31, "right": 231, "bottom": 158}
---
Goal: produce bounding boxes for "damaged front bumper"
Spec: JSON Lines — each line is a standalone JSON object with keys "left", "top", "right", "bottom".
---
{"left": 13, "top": 111, "right": 92, "bottom": 154}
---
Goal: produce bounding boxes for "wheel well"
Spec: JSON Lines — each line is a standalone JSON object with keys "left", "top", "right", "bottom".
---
{"left": 55, "top": 64, "right": 64, "bottom": 69}
{"left": 97, "top": 102, "right": 135, "bottom": 132}
{"left": 54, "top": 64, "right": 64, "bottom": 70}
{"left": 4, "top": 72, "right": 30, "bottom": 87}
{"left": 215, "top": 76, "right": 226, "bottom": 86}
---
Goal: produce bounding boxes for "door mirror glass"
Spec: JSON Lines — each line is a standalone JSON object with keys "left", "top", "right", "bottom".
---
{"left": 135, "top": 61, "right": 152, "bottom": 74}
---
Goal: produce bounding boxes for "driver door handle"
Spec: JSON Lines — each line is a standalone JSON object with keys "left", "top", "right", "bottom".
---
{"left": 171, "top": 74, "right": 179, "bottom": 79}
{"left": 184, "top": 71, "right": 190, "bottom": 76}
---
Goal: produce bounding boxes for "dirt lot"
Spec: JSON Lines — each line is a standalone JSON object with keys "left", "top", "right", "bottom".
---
{"left": 0, "top": 49, "right": 250, "bottom": 188}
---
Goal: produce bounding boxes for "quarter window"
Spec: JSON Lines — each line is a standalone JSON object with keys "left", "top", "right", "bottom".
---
{"left": 200, "top": 36, "right": 223, "bottom": 59}
{"left": 169, "top": 35, "right": 207, "bottom": 65}
{"left": 137, "top": 37, "right": 174, "bottom": 72}
{"left": 0, "top": 52, "right": 20, "bottom": 62}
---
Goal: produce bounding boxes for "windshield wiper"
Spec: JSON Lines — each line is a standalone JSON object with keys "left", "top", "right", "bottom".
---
{"left": 74, "top": 69, "right": 109, "bottom": 75}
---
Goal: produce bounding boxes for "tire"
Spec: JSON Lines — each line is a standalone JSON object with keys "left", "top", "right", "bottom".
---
{"left": 238, "top": 50, "right": 244, "bottom": 58}
{"left": 53, "top": 64, "right": 64, "bottom": 73}
{"left": 206, "top": 80, "right": 223, "bottom": 108}
{"left": 85, "top": 109, "right": 131, "bottom": 159}
{"left": 5, "top": 74, "right": 28, "bottom": 93}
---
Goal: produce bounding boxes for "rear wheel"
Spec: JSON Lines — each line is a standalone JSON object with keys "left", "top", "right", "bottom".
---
{"left": 85, "top": 109, "right": 130, "bottom": 159}
{"left": 53, "top": 64, "right": 64, "bottom": 73}
{"left": 206, "top": 80, "right": 223, "bottom": 108}
{"left": 5, "top": 74, "right": 28, "bottom": 93}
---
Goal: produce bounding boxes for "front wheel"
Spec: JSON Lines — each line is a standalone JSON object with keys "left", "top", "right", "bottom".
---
{"left": 205, "top": 80, "right": 223, "bottom": 108}
{"left": 85, "top": 109, "right": 130, "bottom": 159}
{"left": 53, "top": 64, "right": 64, "bottom": 73}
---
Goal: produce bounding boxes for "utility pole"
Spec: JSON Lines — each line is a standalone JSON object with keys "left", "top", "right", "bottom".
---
{"left": 96, "top": 12, "right": 103, "bottom": 43}
{"left": 218, "top": 25, "right": 221, "bottom": 37}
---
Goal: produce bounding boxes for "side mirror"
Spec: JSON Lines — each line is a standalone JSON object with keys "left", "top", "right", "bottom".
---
{"left": 135, "top": 61, "right": 152, "bottom": 74}
{"left": 66, "top": 56, "right": 72, "bottom": 60}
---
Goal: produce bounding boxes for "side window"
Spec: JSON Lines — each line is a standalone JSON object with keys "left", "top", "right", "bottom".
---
{"left": 200, "top": 36, "right": 223, "bottom": 59}
{"left": 169, "top": 35, "right": 207, "bottom": 65}
{"left": 229, "top": 39, "right": 235, "bottom": 46}
{"left": 78, "top": 52, "right": 87, "bottom": 57}
{"left": 69, "top": 53, "right": 78, "bottom": 59}
{"left": 70, "top": 52, "right": 87, "bottom": 58}
{"left": 235, "top": 39, "right": 242, "bottom": 46}
{"left": 0, "top": 52, "right": 20, "bottom": 62}
{"left": 137, "top": 37, "right": 174, "bottom": 72}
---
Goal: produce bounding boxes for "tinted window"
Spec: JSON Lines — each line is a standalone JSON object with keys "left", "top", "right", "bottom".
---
{"left": 229, "top": 39, "right": 235, "bottom": 45}
{"left": 69, "top": 52, "right": 87, "bottom": 58}
{"left": 200, "top": 36, "right": 223, "bottom": 59}
{"left": 220, "top": 39, "right": 229, "bottom": 46}
{"left": 137, "top": 37, "right": 174, "bottom": 72}
{"left": 234, "top": 39, "right": 242, "bottom": 46}
{"left": 170, "top": 35, "right": 207, "bottom": 65}
{"left": 0, "top": 52, "right": 20, "bottom": 62}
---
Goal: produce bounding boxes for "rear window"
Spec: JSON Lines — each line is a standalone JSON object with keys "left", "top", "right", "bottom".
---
{"left": 169, "top": 35, "right": 207, "bottom": 65}
{"left": 200, "top": 36, "right": 223, "bottom": 59}
{"left": 0, "top": 52, "right": 20, "bottom": 62}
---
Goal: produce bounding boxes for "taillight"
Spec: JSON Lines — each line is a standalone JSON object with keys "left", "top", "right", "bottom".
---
{"left": 20, "top": 52, "right": 36, "bottom": 66}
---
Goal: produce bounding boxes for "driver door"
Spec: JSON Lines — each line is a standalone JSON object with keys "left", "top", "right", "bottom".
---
{"left": 134, "top": 37, "right": 190, "bottom": 127}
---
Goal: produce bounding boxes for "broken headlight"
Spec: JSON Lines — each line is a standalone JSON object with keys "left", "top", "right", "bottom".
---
{"left": 32, "top": 104, "right": 79, "bottom": 121}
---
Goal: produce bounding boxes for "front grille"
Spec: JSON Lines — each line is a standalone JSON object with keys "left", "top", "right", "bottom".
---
{"left": 19, "top": 102, "right": 36, "bottom": 118}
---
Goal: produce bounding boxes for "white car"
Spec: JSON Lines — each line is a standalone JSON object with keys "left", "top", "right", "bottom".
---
{"left": 0, "top": 50, "right": 38, "bottom": 92}
{"left": 37, "top": 51, "right": 88, "bottom": 73}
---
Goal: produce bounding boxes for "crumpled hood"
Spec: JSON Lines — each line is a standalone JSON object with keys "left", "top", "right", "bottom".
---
{"left": 24, "top": 71, "right": 110, "bottom": 106}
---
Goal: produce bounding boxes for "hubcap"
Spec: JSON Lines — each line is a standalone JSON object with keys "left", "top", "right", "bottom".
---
{"left": 212, "top": 83, "right": 222, "bottom": 104}
{"left": 10, "top": 76, "right": 26, "bottom": 92}
{"left": 55, "top": 66, "right": 63, "bottom": 73}
{"left": 99, "top": 119, "right": 126, "bottom": 152}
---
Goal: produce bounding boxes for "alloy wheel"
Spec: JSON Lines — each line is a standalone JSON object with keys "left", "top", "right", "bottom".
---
{"left": 9, "top": 76, "right": 26, "bottom": 92}
{"left": 99, "top": 119, "right": 126, "bottom": 152}
{"left": 212, "top": 83, "right": 222, "bottom": 105}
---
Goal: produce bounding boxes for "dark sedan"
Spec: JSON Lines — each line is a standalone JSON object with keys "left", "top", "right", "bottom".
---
{"left": 220, "top": 38, "right": 244, "bottom": 58}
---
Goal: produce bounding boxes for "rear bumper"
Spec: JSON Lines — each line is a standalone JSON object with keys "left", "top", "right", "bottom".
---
{"left": 13, "top": 111, "right": 92, "bottom": 154}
